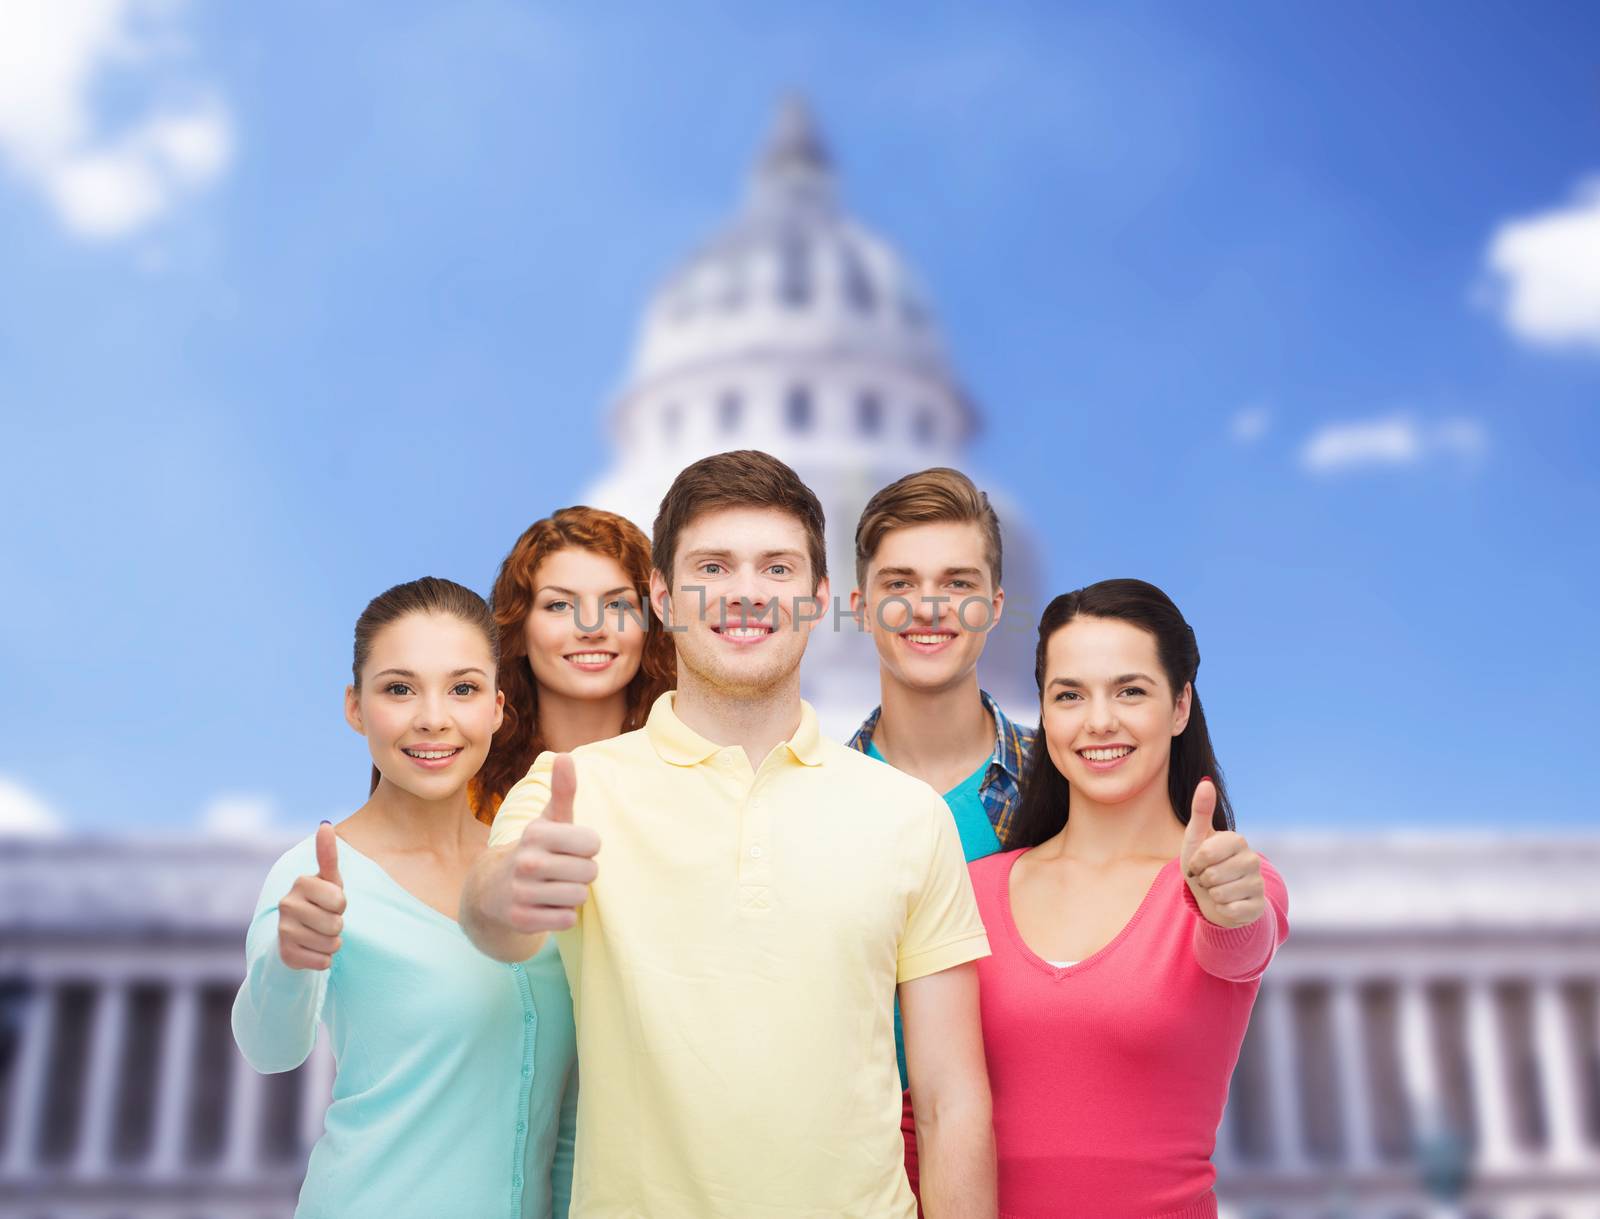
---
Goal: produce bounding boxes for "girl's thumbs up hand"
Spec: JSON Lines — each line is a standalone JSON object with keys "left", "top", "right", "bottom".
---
{"left": 279, "top": 821, "right": 349, "bottom": 970}
{"left": 1180, "top": 779, "right": 1264, "bottom": 930}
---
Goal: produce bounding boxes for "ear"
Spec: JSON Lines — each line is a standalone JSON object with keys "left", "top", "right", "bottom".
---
{"left": 848, "top": 586, "right": 872, "bottom": 634}
{"left": 344, "top": 684, "right": 365, "bottom": 735}
{"left": 987, "top": 585, "right": 1005, "bottom": 634}
{"left": 1171, "top": 681, "right": 1193, "bottom": 737}
{"left": 491, "top": 687, "right": 506, "bottom": 734}
{"left": 648, "top": 568, "right": 671, "bottom": 625}
{"left": 812, "top": 575, "right": 831, "bottom": 624}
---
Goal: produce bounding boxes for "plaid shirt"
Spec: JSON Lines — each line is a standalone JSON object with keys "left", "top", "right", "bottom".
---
{"left": 848, "top": 689, "right": 1038, "bottom": 850}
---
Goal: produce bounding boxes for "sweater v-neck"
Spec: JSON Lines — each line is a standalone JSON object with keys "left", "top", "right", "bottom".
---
{"left": 999, "top": 849, "right": 1177, "bottom": 979}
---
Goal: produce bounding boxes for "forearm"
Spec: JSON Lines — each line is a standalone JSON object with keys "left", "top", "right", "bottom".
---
{"left": 230, "top": 938, "right": 325, "bottom": 1073}
{"left": 914, "top": 1085, "right": 997, "bottom": 1219}
{"left": 459, "top": 844, "right": 550, "bottom": 963}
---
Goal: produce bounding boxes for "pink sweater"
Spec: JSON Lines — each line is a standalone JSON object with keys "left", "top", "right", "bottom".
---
{"left": 969, "top": 848, "right": 1289, "bottom": 1219}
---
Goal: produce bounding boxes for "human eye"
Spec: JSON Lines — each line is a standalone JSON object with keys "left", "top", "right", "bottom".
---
{"left": 1119, "top": 686, "right": 1147, "bottom": 698}
{"left": 700, "top": 562, "right": 725, "bottom": 576}
{"left": 451, "top": 681, "right": 479, "bottom": 696}
{"left": 767, "top": 563, "right": 791, "bottom": 577}
{"left": 885, "top": 579, "right": 910, "bottom": 591}
{"left": 544, "top": 599, "right": 570, "bottom": 612}
{"left": 384, "top": 682, "right": 413, "bottom": 696}
{"left": 1053, "top": 690, "right": 1080, "bottom": 702}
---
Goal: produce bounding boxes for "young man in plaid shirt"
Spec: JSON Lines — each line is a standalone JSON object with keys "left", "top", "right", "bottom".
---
{"left": 848, "top": 467, "right": 1038, "bottom": 1202}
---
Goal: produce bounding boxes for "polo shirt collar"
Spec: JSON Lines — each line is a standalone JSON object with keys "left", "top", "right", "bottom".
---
{"left": 646, "top": 691, "right": 825, "bottom": 768}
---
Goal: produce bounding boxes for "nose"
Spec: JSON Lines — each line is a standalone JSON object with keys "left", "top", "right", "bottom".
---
{"left": 1084, "top": 692, "right": 1119, "bottom": 736}
{"left": 412, "top": 691, "right": 453, "bottom": 733}
{"left": 574, "top": 596, "right": 610, "bottom": 640}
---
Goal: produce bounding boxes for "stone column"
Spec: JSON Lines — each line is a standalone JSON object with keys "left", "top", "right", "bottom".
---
{"left": 1531, "top": 978, "right": 1586, "bottom": 1167}
{"left": 1330, "top": 979, "right": 1377, "bottom": 1171}
{"left": 148, "top": 979, "right": 199, "bottom": 1176}
{"left": 1259, "top": 981, "right": 1307, "bottom": 1172}
{"left": 1, "top": 982, "right": 56, "bottom": 1175}
{"left": 1397, "top": 979, "right": 1443, "bottom": 1142}
{"left": 1464, "top": 978, "right": 1517, "bottom": 1172}
{"left": 74, "top": 980, "right": 130, "bottom": 1176}
{"left": 221, "top": 1041, "right": 264, "bottom": 1178}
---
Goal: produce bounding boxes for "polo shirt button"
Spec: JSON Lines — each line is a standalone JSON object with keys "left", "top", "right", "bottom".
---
{"left": 512, "top": 1174, "right": 523, "bottom": 1189}
{"left": 749, "top": 845, "right": 763, "bottom": 858}
{"left": 510, "top": 964, "right": 522, "bottom": 973}
{"left": 521, "top": 1065, "right": 532, "bottom": 1079}
{"left": 524, "top": 1012, "right": 535, "bottom": 1024}
{"left": 516, "top": 1119, "right": 527, "bottom": 1133}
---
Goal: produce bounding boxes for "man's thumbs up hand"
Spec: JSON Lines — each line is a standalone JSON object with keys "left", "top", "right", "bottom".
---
{"left": 1180, "top": 778, "right": 1265, "bottom": 930}
{"left": 279, "top": 821, "right": 348, "bottom": 970}
{"left": 494, "top": 754, "right": 600, "bottom": 934}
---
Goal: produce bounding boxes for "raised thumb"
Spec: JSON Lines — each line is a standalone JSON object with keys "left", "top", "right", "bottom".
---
{"left": 541, "top": 754, "right": 577, "bottom": 824}
{"left": 1184, "top": 778, "right": 1217, "bottom": 850}
{"left": 315, "top": 821, "right": 342, "bottom": 885}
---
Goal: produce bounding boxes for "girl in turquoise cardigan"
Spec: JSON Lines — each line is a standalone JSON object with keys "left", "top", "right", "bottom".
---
{"left": 232, "top": 576, "right": 576, "bottom": 1219}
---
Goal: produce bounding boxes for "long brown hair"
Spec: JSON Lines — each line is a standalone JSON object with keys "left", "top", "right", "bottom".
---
{"left": 1010, "top": 579, "right": 1235, "bottom": 848}
{"left": 352, "top": 577, "right": 499, "bottom": 796}
{"left": 475, "top": 507, "right": 675, "bottom": 819}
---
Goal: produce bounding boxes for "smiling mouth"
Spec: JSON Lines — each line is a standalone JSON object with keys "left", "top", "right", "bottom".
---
{"left": 1077, "top": 745, "right": 1135, "bottom": 769}
{"left": 402, "top": 747, "right": 463, "bottom": 761}
{"left": 713, "top": 624, "right": 773, "bottom": 641}
{"left": 564, "top": 652, "right": 618, "bottom": 668}
{"left": 902, "top": 632, "right": 956, "bottom": 648}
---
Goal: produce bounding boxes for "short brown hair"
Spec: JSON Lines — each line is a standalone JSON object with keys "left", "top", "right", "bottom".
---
{"left": 854, "top": 467, "right": 1003, "bottom": 590}
{"left": 653, "top": 450, "right": 827, "bottom": 588}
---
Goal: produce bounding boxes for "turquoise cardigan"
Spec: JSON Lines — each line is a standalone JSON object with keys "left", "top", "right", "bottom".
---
{"left": 232, "top": 834, "right": 576, "bottom": 1219}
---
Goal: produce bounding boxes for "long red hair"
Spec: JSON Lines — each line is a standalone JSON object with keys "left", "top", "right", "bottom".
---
{"left": 473, "top": 506, "right": 675, "bottom": 821}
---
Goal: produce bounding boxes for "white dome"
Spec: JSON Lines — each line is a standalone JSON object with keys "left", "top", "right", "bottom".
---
{"left": 585, "top": 98, "right": 1043, "bottom": 735}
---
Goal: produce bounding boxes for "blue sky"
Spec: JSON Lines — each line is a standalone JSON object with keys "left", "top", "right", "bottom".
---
{"left": 2, "top": 0, "right": 1597, "bottom": 836}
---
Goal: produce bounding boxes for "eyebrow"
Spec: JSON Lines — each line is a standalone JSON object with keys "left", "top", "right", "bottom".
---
{"left": 876, "top": 566, "right": 984, "bottom": 579}
{"left": 1047, "top": 672, "right": 1158, "bottom": 689}
{"left": 538, "top": 585, "right": 635, "bottom": 598}
{"left": 371, "top": 667, "right": 490, "bottom": 680}
{"left": 682, "top": 548, "right": 805, "bottom": 563}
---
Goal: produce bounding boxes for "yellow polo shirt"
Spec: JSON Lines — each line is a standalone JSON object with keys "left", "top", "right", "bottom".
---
{"left": 489, "top": 692, "right": 989, "bottom": 1219}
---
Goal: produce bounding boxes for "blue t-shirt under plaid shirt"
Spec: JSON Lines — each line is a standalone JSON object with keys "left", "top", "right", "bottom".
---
{"left": 848, "top": 689, "right": 1037, "bottom": 851}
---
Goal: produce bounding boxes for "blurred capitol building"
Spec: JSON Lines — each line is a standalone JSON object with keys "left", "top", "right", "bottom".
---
{"left": 3, "top": 102, "right": 1599, "bottom": 1219}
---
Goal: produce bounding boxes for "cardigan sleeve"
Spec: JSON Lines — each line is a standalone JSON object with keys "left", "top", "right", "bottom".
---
{"left": 231, "top": 840, "right": 331, "bottom": 1074}
{"left": 1183, "top": 855, "right": 1289, "bottom": 983}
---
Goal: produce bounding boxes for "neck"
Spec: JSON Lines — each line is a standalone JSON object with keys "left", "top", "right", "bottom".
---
{"left": 359, "top": 780, "right": 481, "bottom": 857}
{"left": 873, "top": 670, "right": 992, "bottom": 774}
{"left": 1047, "top": 773, "right": 1183, "bottom": 865}
{"left": 673, "top": 666, "right": 803, "bottom": 768}
{"left": 534, "top": 684, "right": 629, "bottom": 754}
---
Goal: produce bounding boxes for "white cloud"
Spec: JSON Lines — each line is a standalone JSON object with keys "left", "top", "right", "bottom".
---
{"left": 1231, "top": 404, "right": 1271, "bottom": 444}
{"left": 199, "top": 793, "right": 281, "bottom": 841}
{"left": 1484, "top": 177, "right": 1600, "bottom": 351}
{"left": 1300, "top": 413, "right": 1487, "bottom": 475}
{"left": 0, "top": 776, "right": 64, "bottom": 836}
{"left": 0, "top": 0, "right": 232, "bottom": 241}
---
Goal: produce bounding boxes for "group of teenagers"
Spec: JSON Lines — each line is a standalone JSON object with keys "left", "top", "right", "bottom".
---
{"left": 231, "top": 449, "right": 1290, "bottom": 1219}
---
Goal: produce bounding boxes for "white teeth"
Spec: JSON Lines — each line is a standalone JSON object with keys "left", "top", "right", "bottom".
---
{"left": 905, "top": 634, "right": 953, "bottom": 645}
{"left": 723, "top": 627, "right": 767, "bottom": 638}
{"left": 1080, "top": 747, "right": 1133, "bottom": 762}
{"left": 405, "top": 749, "right": 458, "bottom": 760}
{"left": 567, "top": 653, "right": 614, "bottom": 664}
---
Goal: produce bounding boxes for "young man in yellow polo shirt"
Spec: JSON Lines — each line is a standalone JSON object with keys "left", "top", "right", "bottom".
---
{"left": 462, "top": 450, "right": 996, "bottom": 1219}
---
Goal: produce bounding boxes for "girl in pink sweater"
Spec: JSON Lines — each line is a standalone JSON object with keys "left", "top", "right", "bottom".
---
{"left": 970, "top": 579, "right": 1288, "bottom": 1219}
